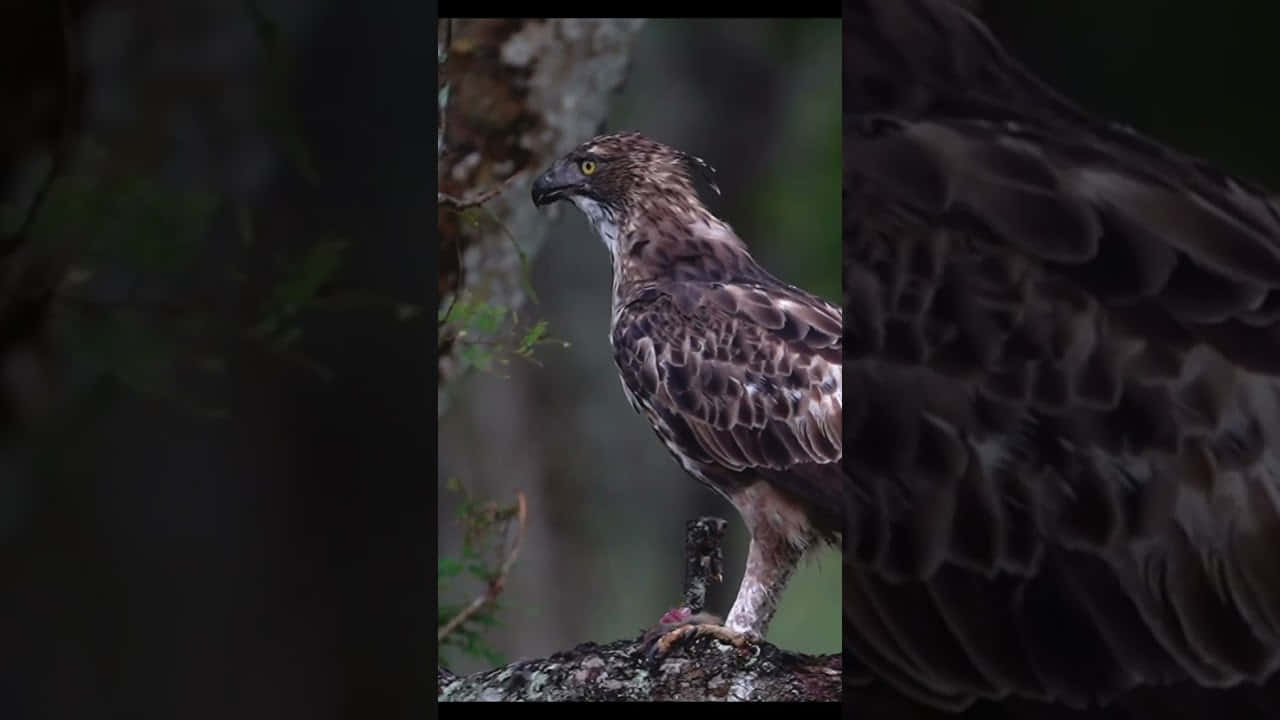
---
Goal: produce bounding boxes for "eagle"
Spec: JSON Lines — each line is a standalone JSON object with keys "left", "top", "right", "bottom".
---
{"left": 843, "top": 0, "right": 1280, "bottom": 715}
{"left": 531, "top": 132, "right": 842, "bottom": 651}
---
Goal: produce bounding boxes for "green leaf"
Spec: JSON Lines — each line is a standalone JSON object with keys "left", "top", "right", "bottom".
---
{"left": 438, "top": 557, "right": 463, "bottom": 580}
{"left": 458, "top": 344, "right": 492, "bottom": 372}
{"left": 516, "top": 320, "right": 548, "bottom": 356}
{"left": 445, "top": 299, "right": 472, "bottom": 328}
{"left": 466, "top": 303, "right": 506, "bottom": 335}
{"left": 274, "top": 240, "right": 346, "bottom": 311}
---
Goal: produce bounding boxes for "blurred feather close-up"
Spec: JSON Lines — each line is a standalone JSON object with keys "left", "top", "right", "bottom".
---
{"left": 841, "top": 0, "right": 1280, "bottom": 717}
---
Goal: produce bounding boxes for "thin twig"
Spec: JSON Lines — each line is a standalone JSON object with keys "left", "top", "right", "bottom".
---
{"left": 440, "top": 188, "right": 539, "bottom": 304}
{"left": 437, "top": 491, "right": 528, "bottom": 643}
{"left": 487, "top": 200, "right": 538, "bottom": 304}
{"left": 436, "top": 171, "right": 520, "bottom": 210}
{"left": 437, "top": 292, "right": 460, "bottom": 331}
{"left": 437, "top": 236, "right": 466, "bottom": 330}
{"left": 436, "top": 170, "right": 526, "bottom": 332}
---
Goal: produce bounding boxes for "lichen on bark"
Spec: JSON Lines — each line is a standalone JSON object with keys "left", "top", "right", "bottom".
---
{"left": 438, "top": 513, "right": 840, "bottom": 702}
{"left": 436, "top": 19, "right": 646, "bottom": 416}
{"left": 438, "top": 636, "right": 841, "bottom": 702}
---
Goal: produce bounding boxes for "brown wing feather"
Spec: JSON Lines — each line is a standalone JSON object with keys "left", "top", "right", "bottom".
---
{"left": 612, "top": 280, "right": 843, "bottom": 537}
{"left": 845, "top": 0, "right": 1280, "bottom": 711}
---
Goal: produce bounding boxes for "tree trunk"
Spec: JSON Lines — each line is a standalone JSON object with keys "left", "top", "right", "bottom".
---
{"left": 436, "top": 18, "right": 646, "bottom": 415}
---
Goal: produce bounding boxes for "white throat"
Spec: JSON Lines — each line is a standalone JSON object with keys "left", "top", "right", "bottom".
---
{"left": 570, "top": 195, "right": 621, "bottom": 259}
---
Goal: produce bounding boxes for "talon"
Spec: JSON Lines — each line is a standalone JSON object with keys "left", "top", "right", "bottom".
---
{"left": 653, "top": 624, "right": 700, "bottom": 659}
{"left": 642, "top": 612, "right": 759, "bottom": 667}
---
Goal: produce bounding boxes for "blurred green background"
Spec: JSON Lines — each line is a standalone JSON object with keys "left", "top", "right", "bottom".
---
{"left": 437, "top": 18, "right": 840, "bottom": 674}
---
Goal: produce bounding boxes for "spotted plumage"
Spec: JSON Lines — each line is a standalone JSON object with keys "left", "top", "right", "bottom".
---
{"left": 533, "top": 131, "right": 841, "bottom": 640}
{"left": 844, "top": 0, "right": 1280, "bottom": 714}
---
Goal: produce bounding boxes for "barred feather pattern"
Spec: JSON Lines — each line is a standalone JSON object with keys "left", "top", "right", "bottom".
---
{"left": 844, "top": 0, "right": 1280, "bottom": 712}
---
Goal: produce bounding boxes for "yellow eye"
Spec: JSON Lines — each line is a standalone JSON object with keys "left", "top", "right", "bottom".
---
{"left": 580, "top": 159, "right": 597, "bottom": 175}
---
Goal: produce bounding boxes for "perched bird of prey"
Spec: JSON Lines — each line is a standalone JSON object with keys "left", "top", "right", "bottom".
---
{"left": 843, "top": 0, "right": 1280, "bottom": 715}
{"left": 531, "top": 132, "right": 842, "bottom": 651}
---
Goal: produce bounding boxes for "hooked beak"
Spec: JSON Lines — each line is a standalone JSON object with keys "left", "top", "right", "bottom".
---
{"left": 531, "top": 160, "right": 579, "bottom": 207}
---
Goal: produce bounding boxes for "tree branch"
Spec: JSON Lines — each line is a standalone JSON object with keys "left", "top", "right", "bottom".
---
{"left": 681, "top": 516, "right": 726, "bottom": 614}
{"left": 437, "top": 635, "right": 841, "bottom": 701}
{"left": 435, "top": 19, "right": 647, "bottom": 414}
{"left": 436, "top": 172, "right": 520, "bottom": 210}
{"left": 437, "top": 514, "right": 840, "bottom": 702}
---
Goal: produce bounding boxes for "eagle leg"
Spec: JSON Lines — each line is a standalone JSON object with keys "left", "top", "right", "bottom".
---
{"left": 723, "top": 495, "right": 810, "bottom": 640}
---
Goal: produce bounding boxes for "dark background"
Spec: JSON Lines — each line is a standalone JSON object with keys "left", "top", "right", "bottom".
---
{"left": 981, "top": 0, "right": 1280, "bottom": 190}
{"left": 1, "top": 1, "right": 431, "bottom": 717}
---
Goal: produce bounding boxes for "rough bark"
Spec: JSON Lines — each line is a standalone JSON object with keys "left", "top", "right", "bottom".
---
{"left": 436, "top": 18, "right": 646, "bottom": 416}
{"left": 438, "top": 515, "right": 840, "bottom": 702}
{"left": 680, "top": 516, "right": 727, "bottom": 614}
{"left": 438, "top": 637, "right": 841, "bottom": 702}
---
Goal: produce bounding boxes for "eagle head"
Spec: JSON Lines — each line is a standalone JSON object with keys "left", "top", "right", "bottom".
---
{"left": 531, "top": 132, "right": 725, "bottom": 258}
{"left": 531, "top": 131, "right": 719, "bottom": 209}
